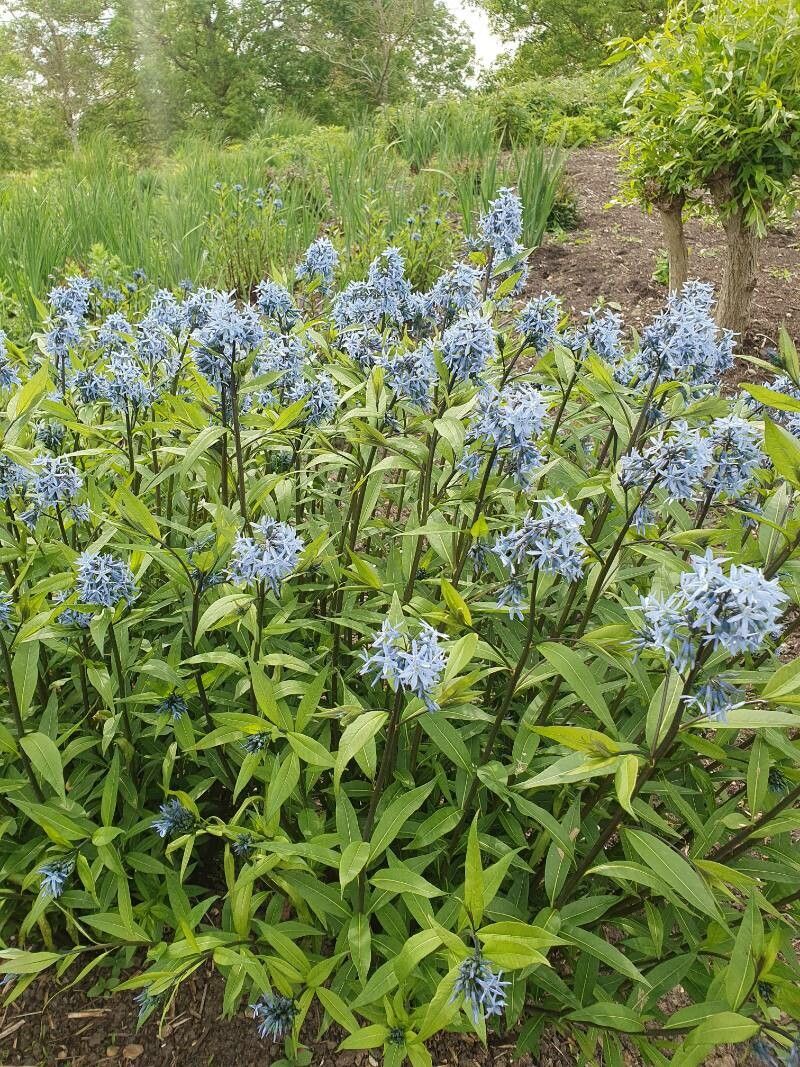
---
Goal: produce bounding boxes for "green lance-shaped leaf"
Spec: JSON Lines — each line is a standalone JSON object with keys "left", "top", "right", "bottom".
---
{"left": 464, "top": 816, "right": 483, "bottom": 926}
{"left": 20, "top": 732, "right": 64, "bottom": 799}
{"left": 538, "top": 642, "right": 615, "bottom": 733}
{"left": 334, "top": 711, "right": 387, "bottom": 792}
{"left": 368, "top": 780, "right": 435, "bottom": 862}
{"left": 623, "top": 829, "right": 722, "bottom": 920}
{"left": 764, "top": 417, "right": 800, "bottom": 488}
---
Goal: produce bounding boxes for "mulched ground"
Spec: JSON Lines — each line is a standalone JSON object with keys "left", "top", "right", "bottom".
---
{"left": 1, "top": 143, "right": 791, "bottom": 1067}
{"left": 0, "top": 964, "right": 753, "bottom": 1067}
{"left": 529, "top": 145, "right": 800, "bottom": 357}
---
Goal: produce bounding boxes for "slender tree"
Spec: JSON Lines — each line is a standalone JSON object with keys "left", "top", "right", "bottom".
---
{"left": 616, "top": 0, "right": 800, "bottom": 335}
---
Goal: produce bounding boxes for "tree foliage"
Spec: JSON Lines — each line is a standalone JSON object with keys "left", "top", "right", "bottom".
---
{"left": 0, "top": 0, "right": 475, "bottom": 155}
{"left": 615, "top": 0, "right": 800, "bottom": 333}
{"left": 477, "top": 0, "right": 662, "bottom": 76}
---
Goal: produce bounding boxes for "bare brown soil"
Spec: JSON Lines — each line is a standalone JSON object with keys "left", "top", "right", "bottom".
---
{"left": 529, "top": 145, "right": 800, "bottom": 357}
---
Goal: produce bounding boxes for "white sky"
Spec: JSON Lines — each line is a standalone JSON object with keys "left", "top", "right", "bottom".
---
{"left": 443, "top": 0, "right": 507, "bottom": 69}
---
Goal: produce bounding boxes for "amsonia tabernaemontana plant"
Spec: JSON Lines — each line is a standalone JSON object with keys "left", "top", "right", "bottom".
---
{"left": 0, "top": 189, "right": 799, "bottom": 1067}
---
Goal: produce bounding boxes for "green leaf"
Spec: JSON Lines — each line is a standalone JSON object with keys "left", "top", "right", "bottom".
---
{"left": 315, "top": 986, "right": 359, "bottom": 1034}
{"left": 419, "top": 715, "right": 473, "bottom": 773}
{"left": 519, "top": 751, "right": 620, "bottom": 790}
{"left": 394, "top": 928, "right": 442, "bottom": 982}
{"left": 675, "top": 1013, "right": 759, "bottom": 1063}
{"left": 338, "top": 1025, "right": 390, "bottom": 1050}
{"left": 12, "top": 640, "right": 40, "bottom": 720}
{"left": 567, "top": 1002, "right": 645, "bottom": 1033}
{"left": 761, "top": 655, "right": 800, "bottom": 699}
{"left": 464, "top": 817, "right": 483, "bottom": 925}
{"left": 264, "top": 753, "right": 300, "bottom": 822}
{"left": 624, "top": 830, "right": 721, "bottom": 920}
{"left": 369, "top": 781, "right": 435, "bottom": 861}
{"left": 697, "top": 708, "right": 800, "bottom": 729}
{"left": 370, "top": 864, "right": 442, "bottom": 898}
{"left": 195, "top": 594, "right": 251, "bottom": 644}
{"left": 562, "top": 927, "right": 650, "bottom": 988}
{"left": 335, "top": 711, "right": 387, "bottom": 792}
{"left": 746, "top": 736, "right": 769, "bottom": 818}
{"left": 614, "top": 755, "right": 639, "bottom": 817}
{"left": 725, "top": 897, "right": 762, "bottom": 1011}
{"left": 646, "top": 669, "right": 682, "bottom": 752}
{"left": 339, "top": 841, "right": 370, "bottom": 890}
{"left": 114, "top": 485, "right": 160, "bottom": 539}
{"left": 20, "top": 732, "right": 64, "bottom": 799}
{"left": 538, "top": 643, "right": 615, "bottom": 732}
{"left": 532, "top": 725, "right": 624, "bottom": 757}
{"left": 764, "top": 418, "right": 800, "bottom": 488}
{"left": 82, "top": 912, "right": 151, "bottom": 943}
{"left": 347, "top": 550, "right": 382, "bottom": 590}
{"left": 0, "top": 949, "right": 62, "bottom": 975}
{"left": 287, "top": 731, "right": 335, "bottom": 768}
{"left": 440, "top": 577, "right": 472, "bottom": 625}
{"left": 250, "top": 659, "right": 294, "bottom": 731}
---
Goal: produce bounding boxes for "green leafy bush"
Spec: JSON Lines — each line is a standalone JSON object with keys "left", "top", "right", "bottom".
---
{"left": 0, "top": 192, "right": 799, "bottom": 1067}
{"left": 615, "top": 0, "right": 800, "bottom": 333}
{"left": 484, "top": 73, "right": 626, "bottom": 147}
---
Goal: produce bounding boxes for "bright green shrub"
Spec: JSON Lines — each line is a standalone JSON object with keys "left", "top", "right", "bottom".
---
{"left": 484, "top": 73, "right": 626, "bottom": 147}
{"left": 0, "top": 190, "right": 799, "bottom": 1065}
{"left": 615, "top": 0, "right": 800, "bottom": 333}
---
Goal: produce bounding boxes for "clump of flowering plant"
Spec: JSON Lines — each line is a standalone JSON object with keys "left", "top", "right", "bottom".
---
{"left": 0, "top": 193, "right": 799, "bottom": 1067}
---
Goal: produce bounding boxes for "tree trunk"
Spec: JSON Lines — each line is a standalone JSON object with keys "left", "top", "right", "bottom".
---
{"left": 716, "top": 206, "right": 760, "bottom": 336}
{"left": 655, "top": 194, "right": 688, "bottom": 293}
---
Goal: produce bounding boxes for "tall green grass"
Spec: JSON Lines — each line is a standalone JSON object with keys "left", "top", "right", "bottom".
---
{"left": 0, "top": 112, "right": 567, "bottom": 330}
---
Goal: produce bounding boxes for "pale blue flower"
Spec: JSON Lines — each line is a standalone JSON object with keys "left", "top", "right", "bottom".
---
{"left": 380, "top": 343, "right": 436, "bottom": 410}
{"left": 620, "top": 422, "right": 712, "bottom": 502}
{"left": 565, "top": 306, "right": 624, "bottom": 363}
{"left": 494, "top": 498, "right": 586, "bottom": 582}
{"left": 451, "top": 952, "right": 508, "bottom": 1022}
{"left": 684, "top": 677, "right": 744, "bottom": 722}
{"left": 97, "top": 312, "right": 133, "bottom": 354}
{"left": 0, "top": 591, "right": 13, "bottom": 629}
{"left": 0, "top": 331, "right": 20, "bottom": 389}
{"left": 497, "top": 580, "right": 525, "bottom": 619}
{"left": 468, "top": 383, "right": 548, "bottom": 485}
{"left": 29, "top": 456, "right": 82, "bottom": 509}
{"left": 38, "top": 858, "right": 74, "bottom": 898}
{"left": 515, "top": 294, "right": 561, "bottom": 353}
{"left": 48, "top": 277, "right": 92, "bottom": 320}
{"left": 360, "top": 620, "right": 445, "bottom": 712}
{"left": 425, "top": 263, "right": 481, "bottom": 324}
{"left": 76, "top": 552, "right": 138, "bottom": 608}
{"left": 157, "top": 693, "right": 188, "bottom": 721}
{"left": 151, "top": 798, "right": 194, "bottom": 838}
{"left": 479, "top": 187, "right": 523, "bottom": 260}
{"left": 296, "top": 236, "right": 338, "bottom": 289}
{"left": 632, "top": 282, "right": 734, "bottom": 385}
{"left": 707, "top": 416, "right": 764, "bottom": 494}
{"left": 441, "top": 312, "right": 494, "bottom": 382}
{"left": 251, "top": 994, "right": 297, "bottom": 1041}
{"left": 631, "top": 551, "right": 787, "bottom": 666}
{"left": 228, "top": 517, "right": 304, "bottom": 594}
{"left": 254, "top": 280, "right": 300, "bottom": 328}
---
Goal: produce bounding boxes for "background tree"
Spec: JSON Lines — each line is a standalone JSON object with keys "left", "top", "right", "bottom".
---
{"left": 7, "top": 0, "right": 116, "bottom": 148}
{"left": 301, "top": 0, "right": 474, "bottom": 110}
{"left": 476, "top": 0, "right": 662, "bottom": 76}
{"left": 615, "top": 0, "right": 800, "bottom": 335}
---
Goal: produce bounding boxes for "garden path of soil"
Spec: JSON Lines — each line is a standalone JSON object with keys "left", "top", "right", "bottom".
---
{"left": 1, "top": 144, "right": 789, "bottom": 1067}
{"left": 528, "top": 144, "right": 800, "bottom": 359}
